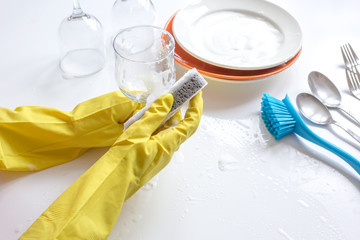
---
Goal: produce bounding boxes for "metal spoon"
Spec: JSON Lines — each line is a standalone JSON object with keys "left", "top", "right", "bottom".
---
{"left": 296, "top": 92, "right": 360, "bottom": 143}
{"left": 308, "top": 71, "right": 360, "bottom": 126}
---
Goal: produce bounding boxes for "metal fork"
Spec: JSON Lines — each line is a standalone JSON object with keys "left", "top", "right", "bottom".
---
{"left": 341, "top": 43, "right": 360, "bottom": 68}
{"left": 345, "top": 67, "right": 360, "bottom": 100}
{"left": 341, "top": 43, "right": 360, "bottom": 100}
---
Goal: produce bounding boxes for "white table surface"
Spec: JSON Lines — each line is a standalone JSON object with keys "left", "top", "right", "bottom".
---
{"left": 1, "top": 0, "right": 360, "bottom": 239}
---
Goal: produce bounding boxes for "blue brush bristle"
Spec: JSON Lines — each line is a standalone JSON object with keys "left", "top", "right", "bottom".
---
{"left": 261, "top": 93, "right": 296, "bottom": 140}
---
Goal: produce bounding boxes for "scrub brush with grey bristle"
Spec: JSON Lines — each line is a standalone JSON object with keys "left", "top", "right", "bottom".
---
{"left": 124, "top": 68, "right": 207, "bottom": 130}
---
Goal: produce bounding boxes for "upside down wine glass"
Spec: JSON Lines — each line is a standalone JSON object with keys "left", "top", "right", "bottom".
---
{"left": 58, "top": 0, "right": 106, "bottom": 78}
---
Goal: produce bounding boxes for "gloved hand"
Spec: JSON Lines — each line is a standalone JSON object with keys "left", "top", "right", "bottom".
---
{"left": 0, "top": 91, "right": 143, "bottom": 171}
{"left": 20, "top": 92, "right": 203, "bottom": 240}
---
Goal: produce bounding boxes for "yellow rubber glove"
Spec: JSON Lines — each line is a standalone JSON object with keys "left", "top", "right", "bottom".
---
{"left": 0, "top": 91, "right": 142, "bottom": 171}
{"left": 20, "top": 92, "right": 203, "bottom": 240}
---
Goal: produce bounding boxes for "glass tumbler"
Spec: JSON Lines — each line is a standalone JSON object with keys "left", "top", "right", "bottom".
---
{"left": 113, "top": 25, "right": 176, "bottom": 103}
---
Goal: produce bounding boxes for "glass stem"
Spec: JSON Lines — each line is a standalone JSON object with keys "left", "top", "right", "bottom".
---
{"left": 72, "top": 0, "right": 84, "bottom": 17}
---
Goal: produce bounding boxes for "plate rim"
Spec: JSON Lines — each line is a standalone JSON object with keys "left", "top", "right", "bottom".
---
{"left": 172, "top": 0, "right": 302, "bottom": 70}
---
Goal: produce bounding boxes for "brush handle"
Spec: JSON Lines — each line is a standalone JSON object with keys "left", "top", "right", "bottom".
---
{"left": 298, "top": 124, "right": 360, "bottom": 175}
{"left": 283, "top": 96, "right": 360, "bottom": 175}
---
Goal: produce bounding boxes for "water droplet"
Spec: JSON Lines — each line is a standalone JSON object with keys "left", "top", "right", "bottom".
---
{"left": 218, "top": 153, "right": 241, "bottom": 171}
{"left": 131, "top": 214, "right": 143, "bottom": 223}
{"left": 278, "top": 228, "right": 295, "bottom": 240}
{"left": 297, "top": 199, "right": 310, "bottom": 208}
{"left": 186, "top": 195, "right": 202, "bottom": 202}
{"left": 174, "top": 151, "right": 185, "bottom": 163}
{"left": 142, "top": 175, "right": 158, "bottom": 191}
{"left": 319, "top": 216, "right": 328, "bottom": 223}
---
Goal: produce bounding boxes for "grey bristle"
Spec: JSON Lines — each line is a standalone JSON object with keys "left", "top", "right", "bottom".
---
{"left": 167, "top": 68, "right": 207, "bottom": 119}
{"left": 123, "top": 68, "right": 207, "bottom": 130}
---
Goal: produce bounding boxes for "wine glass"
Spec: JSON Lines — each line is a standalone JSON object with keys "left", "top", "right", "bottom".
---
{"left": 113, "top": 25, "right": 176, "bottom": 103}
{"left": 58, "top": 0, "right": 106, "bottom": 78}
{"left": 112, "top": 0, "right": 157, "bottom": 36}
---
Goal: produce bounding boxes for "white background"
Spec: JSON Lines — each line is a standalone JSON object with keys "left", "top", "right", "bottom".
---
{"left": 1, "top": 0, "right": 360, "bottom": 239}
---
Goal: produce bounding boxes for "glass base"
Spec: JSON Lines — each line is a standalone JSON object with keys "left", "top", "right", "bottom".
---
{"left": 60, "top": 48, "right": 105, "bottom": 78}
{"left": 120, "top": 89, "right": 149, "bottom": 103}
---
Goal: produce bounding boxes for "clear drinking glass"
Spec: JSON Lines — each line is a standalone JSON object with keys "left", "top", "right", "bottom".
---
{"left": 112, "top": 0, "right": 157, "bottom": 35}
{"left": 58, "top": 0, "right": 106, "bottom": 78}
{"left": 113, "top": 25, "right": 176, "bottom": 103}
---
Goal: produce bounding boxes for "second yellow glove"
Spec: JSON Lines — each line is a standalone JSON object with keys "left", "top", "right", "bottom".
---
{"left": 0, "top": 91, "right": 143, "bottom": 171}
{"left": 20, "top": 92, "right": 203, "bottom": 239}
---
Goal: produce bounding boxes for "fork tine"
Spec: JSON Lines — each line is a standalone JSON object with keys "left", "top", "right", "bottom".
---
{"left": 353, "top": 66, "right": 360, "bottom": 89}
{"left": 341, "top": 45, "right": 351, "bottom": 68}
{"left": 347, "top": 43, "right": 360, "bottom": 65}
{"left": 346, "top": 68, "right": 356, "bottom": 93}
{"left": 346, "top": 67, "right": 360, "bottom": 100}
{"left": 346, "top": 68, "right": 354, "bottom": 89}
{"left": 343, "top": 43, "right": 359, "bottom": 67}
{"left": 342, "top": 43, "right": 356, "bottom": 67}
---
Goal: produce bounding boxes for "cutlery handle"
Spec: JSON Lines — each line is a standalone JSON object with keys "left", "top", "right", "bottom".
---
{"left": 298, "top": 124, "right": 360, "bottom": 175}
{"left": 283, "top": 96, "right": 360, "bottom": 176}
{"left": 333, "top": 121, "right": 360, "bottom": 143}
{"left": 338, "top": 105, "right": 360, "bottom": 126}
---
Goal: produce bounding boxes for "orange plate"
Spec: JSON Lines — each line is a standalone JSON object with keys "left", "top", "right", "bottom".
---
{"left": 165, "top": 12, "right": 301, "bottom": 81}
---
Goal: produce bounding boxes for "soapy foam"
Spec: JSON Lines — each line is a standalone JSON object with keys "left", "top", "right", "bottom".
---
{"left": 111, "top": 114, "right": 352, "bottom": 239}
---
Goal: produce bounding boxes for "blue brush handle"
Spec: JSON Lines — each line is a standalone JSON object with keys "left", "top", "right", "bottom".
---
{"left": 283, "top": 95, "right": 360, "bottom": 175}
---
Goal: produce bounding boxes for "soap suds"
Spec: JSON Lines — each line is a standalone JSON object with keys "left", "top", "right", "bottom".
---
{"left": 191, "top": 10, "right": 284, "bottom": 68}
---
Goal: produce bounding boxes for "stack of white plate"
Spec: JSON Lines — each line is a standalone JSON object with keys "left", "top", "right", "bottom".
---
{"left": 166, "top": 0, "right": 302, "bottom": 83}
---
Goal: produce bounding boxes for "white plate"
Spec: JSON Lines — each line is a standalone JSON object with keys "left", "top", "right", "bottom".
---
{"left": 172, "top": 0, "right": 302, "bottom": 70}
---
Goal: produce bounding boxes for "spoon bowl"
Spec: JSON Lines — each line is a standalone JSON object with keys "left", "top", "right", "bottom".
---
{"left": 296, "top": 92, "right": 360, "bottom": 143}
{"left": 308, "top": 71, "right": 341, "bottom": 108}
{"left": 296, "top": 93, "right": 334, "bottom": 125}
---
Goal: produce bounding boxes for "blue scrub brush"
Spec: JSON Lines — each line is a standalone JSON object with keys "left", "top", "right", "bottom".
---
{"left": 261, "top": 93, "right": 360, "bottom": 175}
